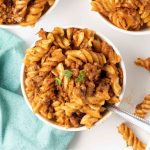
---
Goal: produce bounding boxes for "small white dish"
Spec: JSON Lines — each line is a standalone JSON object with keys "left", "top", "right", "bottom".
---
{"left": 20, "top": 25, "right": 126, "bottom": 131}
{"left": 0, "top": 0, "right": 60, "bottom": 28}
{"left": 89, "top": 0, "right": 150, "bottom": 35}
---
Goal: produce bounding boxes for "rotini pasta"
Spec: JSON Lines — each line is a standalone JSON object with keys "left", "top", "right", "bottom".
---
{"left": 118, "top": 92, "right": 150, "bottom": 149}
{"left": 139, "top": 1, "right": 150, "bottom": 27}
{"left": 91, "top": 0, "right": 122, "bottom": 16}
{"left": 65, "top": 50, "right": 106, "bottom": 66}
{"left": 20, "top": 0, "right": 47, "bottom": 26}
{"left": 0, "top": 0, "right": 55, "bottom": 25}
{"left": 134, "top": 94, "right": 150, "bottom": 118}
{"left": 13, "top": 0, "right": 30, "bottom": 22}
{"left": 91, "top": 0, "right": 150, "bottom": 31}
{"left": 135, "top": 57, "right": 150, "bottom": 72}
{"left": 118, "top": 123, "right": 146, "bottom": 150}
{"left": 101, "top": 41, "right": 121, "bottom": 64}
{"left": 109, "top": 8, "right": 142, "bottom": 31}
{"left": 122, "top": 0, "right": 140, "bottom": 9}
{"left": 24, "top": 27, "right": 123, "bottom": 128}
{"left": 24, "top": 32, "right": 54, "bottom": 65}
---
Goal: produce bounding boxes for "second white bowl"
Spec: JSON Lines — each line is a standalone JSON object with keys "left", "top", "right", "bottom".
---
{"left": 89, "top": 0, "right": 150, "bottom": 35}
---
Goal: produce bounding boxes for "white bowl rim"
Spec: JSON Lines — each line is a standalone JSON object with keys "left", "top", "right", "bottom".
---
{"left": 89, "top": 0, "right": 150, "bottom": 35}
{"left": 0, "top": 0, "right": 60, "bottom": 28}
{"left": 20, "top": 25, "right": 127, "bottom": 131}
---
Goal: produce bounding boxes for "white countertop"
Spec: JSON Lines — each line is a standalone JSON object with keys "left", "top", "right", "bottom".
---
{"left": 2, "top": 0, "right": 150, "bottom": 149}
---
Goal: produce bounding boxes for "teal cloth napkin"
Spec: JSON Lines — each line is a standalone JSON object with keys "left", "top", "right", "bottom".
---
{"left": 0, "top": 29, "right": 75, "bottom": 150}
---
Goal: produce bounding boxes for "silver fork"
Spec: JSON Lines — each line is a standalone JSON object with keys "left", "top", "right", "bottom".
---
{"left": 107, "top": 104, "right": 150, "bottom": 133}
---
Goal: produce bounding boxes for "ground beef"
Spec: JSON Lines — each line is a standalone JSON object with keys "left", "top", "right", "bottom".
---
{"left": 70, "top": 114, "right": 80, "bottom": 128}
{"left": 84, "top": 63, "right": 101, "bottom": 81}
{"left": 96, "top": 78, "right": 111, "bottom": 92}
{"left": 86, "top": 81, "right": 95, "bottom": 96}
{"left": 74, "top": 85, "right": 86, "bottom": 100}
{"left": 72, "top": 68, "right": 79, "bottom": 77}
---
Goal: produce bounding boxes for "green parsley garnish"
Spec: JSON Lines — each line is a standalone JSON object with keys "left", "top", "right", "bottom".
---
{"left": 76, "top": 71, "right": 85, "bottom": 82}
{"left": 55, "top": 78, "right": 62, "bottom": 86}
{"left": 64, "top": 70, "right": 73, "bottom": 79}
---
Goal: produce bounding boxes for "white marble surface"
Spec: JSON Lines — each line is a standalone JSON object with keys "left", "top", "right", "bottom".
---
{"left": 1, "top": 0, "right": 150, "bottom": 149}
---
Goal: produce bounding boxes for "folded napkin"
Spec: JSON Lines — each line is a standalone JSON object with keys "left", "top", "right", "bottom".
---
{"left": 0, "top": 29, "right": 75, "bottom": 150}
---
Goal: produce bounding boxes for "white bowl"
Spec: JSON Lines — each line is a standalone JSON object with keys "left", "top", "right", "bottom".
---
{"left": 0, "top": 0, "right": 60, "bottom": 28}
{"left": 89, "top": 0, "right": 150, "bottom": 35}
{"left": 20, "top": 26, "right": 126, "bottom": 131}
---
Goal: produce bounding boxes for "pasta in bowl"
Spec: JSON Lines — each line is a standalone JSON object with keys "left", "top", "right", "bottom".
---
{"left": 0, "top": 0, "right": 59, "bottom": 26}
{"left": 21, "top": 27, "right": 126, "bottom": 131}
{"left": 90, "top": 0, "right": 150, "bottom": 35}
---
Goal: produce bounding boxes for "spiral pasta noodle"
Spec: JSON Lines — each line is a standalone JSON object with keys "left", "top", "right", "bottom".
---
{"left": 20, "top": 0, "right": 47, "bottom": 26}
{"left": 91, "top": 0, "right": 150, "bottom": 31}
{"left": 118, "top": 93, "right": 150, "bottom": 149}
{"left": 91, "top": 0, "right": 122, "bottom": 16}
{"left": 39, "top": 49, "right": 65, "bottom": 77}
{"left": 25, "top": 63, "right": 40, "bottom": 101}
{"left": 13, "top": 0, "right": 30, "bottom": 22}
{"left": 65, "top": 50, "right": 106, "bottom": 66}
{"left": 24, "top": 32, "right": 54, "bottom": 65}
{"left": 139, "top": 1, "right": 150, "bottom": 27}
{"left": 101, "top": 41, "right": 121, "bottom": 64}
{"left": 118, "top": 123, "right": 146, "bottom": 150}
{"left": 24, "top": 27, "right": 123, "bottom": 128}
{"left": 135, "top": 57, "right": 150, "bottom": 72}
{"left": 134, "top": 94, "right": 150, "bottom": 118}
{"left": 122, "top": 0, "right": 140, "bottom": 9}
{"left": 108, "top": 8, "right": 142, "bottom": 31}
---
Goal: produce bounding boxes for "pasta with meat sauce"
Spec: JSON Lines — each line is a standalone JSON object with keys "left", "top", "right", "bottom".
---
{"left": 24, "top": 27, "right": 123, "bottom": 128}
{"left": 0, "top": 0, "right": 55, "bottom": 25}
{"left": 91, "top": 0, "right": 150, "bottom": 31}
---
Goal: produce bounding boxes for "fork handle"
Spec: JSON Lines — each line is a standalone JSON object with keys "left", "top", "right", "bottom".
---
{"left": 107, "top": 104, "right": 150, "bottom": 134}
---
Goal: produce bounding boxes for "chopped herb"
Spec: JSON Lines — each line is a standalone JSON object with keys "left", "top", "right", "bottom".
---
{"left": 76, "top": 71, "right": 85, "bottom": 82}
{"left": 55, "top": 78, "right": 62, "bottom": 86}
{"left": 64, "top": 70, "right": 73, "bottom": 79}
